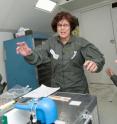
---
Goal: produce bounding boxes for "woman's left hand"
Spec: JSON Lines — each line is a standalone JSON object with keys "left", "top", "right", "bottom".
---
{"left": 83, "top": 60, "right": 98, "bottom": 72}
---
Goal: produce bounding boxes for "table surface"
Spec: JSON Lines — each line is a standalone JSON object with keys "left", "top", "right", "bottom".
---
{"left": 54, "top": 92, "right": 97, "bottom": 124}
{"left": 0, "top": 92, "right": 97, "bottom": 124}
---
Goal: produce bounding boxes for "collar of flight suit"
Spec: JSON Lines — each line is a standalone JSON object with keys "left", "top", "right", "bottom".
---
{"left": 56, "top": 34, "right": 76, "bottom": 45}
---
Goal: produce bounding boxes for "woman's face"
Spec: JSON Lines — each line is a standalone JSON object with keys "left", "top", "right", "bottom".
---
{"left": 57, "top": 19, "right": 71, "bottom": 41}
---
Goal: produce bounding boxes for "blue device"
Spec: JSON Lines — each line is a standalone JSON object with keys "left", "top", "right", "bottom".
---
{"left": 15, "top": 97, "right": 58, "bottom": 124}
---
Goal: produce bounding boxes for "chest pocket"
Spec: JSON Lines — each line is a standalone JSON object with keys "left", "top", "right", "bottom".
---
{"left": 50, "top": 49, "right": 59, "bottom": 60}
{"left": 71, "top": 51, "right": 77, "bottom": 59}
{"left": 49, "top": 49, "right": 61, "bottom": 72}
{"left": 70, "top": 49, "right": 85, "bottom": 67}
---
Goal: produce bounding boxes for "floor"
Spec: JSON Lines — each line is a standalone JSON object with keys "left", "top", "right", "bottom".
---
{"left": 89, "top": 83, "right": 117, "bottom": 124}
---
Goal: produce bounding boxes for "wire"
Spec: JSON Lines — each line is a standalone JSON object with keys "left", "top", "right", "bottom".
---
{"left": 29, "top": 99, "right": 38, "bottom": 124}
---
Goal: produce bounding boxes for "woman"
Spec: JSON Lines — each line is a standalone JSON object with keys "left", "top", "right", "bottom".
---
{"left": 16, "top": 11, "right": 105, "bottom": 94}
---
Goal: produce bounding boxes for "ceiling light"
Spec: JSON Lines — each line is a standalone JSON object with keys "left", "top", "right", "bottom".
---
{"left": 36, "top": 0, "right": 56, "bottom": 12}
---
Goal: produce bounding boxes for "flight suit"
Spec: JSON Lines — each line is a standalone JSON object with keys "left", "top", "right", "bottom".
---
{"left": 25, "top": 35, "right": 105, "bottom": 93}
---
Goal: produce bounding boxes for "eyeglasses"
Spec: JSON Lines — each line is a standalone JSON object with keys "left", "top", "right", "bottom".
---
{"left": 57, "top": 23, "right": 70, "bottom": 28}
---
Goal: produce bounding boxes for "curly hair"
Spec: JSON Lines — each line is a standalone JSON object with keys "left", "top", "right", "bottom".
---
{"left": 51, "top": 11, "right": 78, "bottom": 32}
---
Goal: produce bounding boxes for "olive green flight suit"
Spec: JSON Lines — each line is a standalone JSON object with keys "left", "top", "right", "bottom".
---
{"left": 25, "top": 36, "right": 105, "bottom": 93}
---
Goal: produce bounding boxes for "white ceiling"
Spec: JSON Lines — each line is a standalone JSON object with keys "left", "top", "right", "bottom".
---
{"left": 60, "top": 0, "right": 109, "bottom": 10}
{"left": 0, "top": 0, "right": 114, "bottom": 34}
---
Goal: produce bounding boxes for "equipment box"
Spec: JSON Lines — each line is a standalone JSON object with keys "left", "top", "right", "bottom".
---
{"left": 54, "top": 92, "right": 99, "bottom": 124}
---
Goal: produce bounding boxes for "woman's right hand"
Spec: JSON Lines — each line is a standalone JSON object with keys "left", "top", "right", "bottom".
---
{"left": 16, "top": 42, "right": 32, "bottom": 56}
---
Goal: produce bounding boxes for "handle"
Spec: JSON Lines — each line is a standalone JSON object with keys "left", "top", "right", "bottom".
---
{"left": 82, "top": 113, "right": 92, "bottom": 124}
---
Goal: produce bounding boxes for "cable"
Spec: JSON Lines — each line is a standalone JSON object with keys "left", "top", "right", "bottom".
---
{"left": 30, "top": 114, "right": 33, "bottom": 124}
{"left": 29, "top": 99, "right": 38, "bottom": 124}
